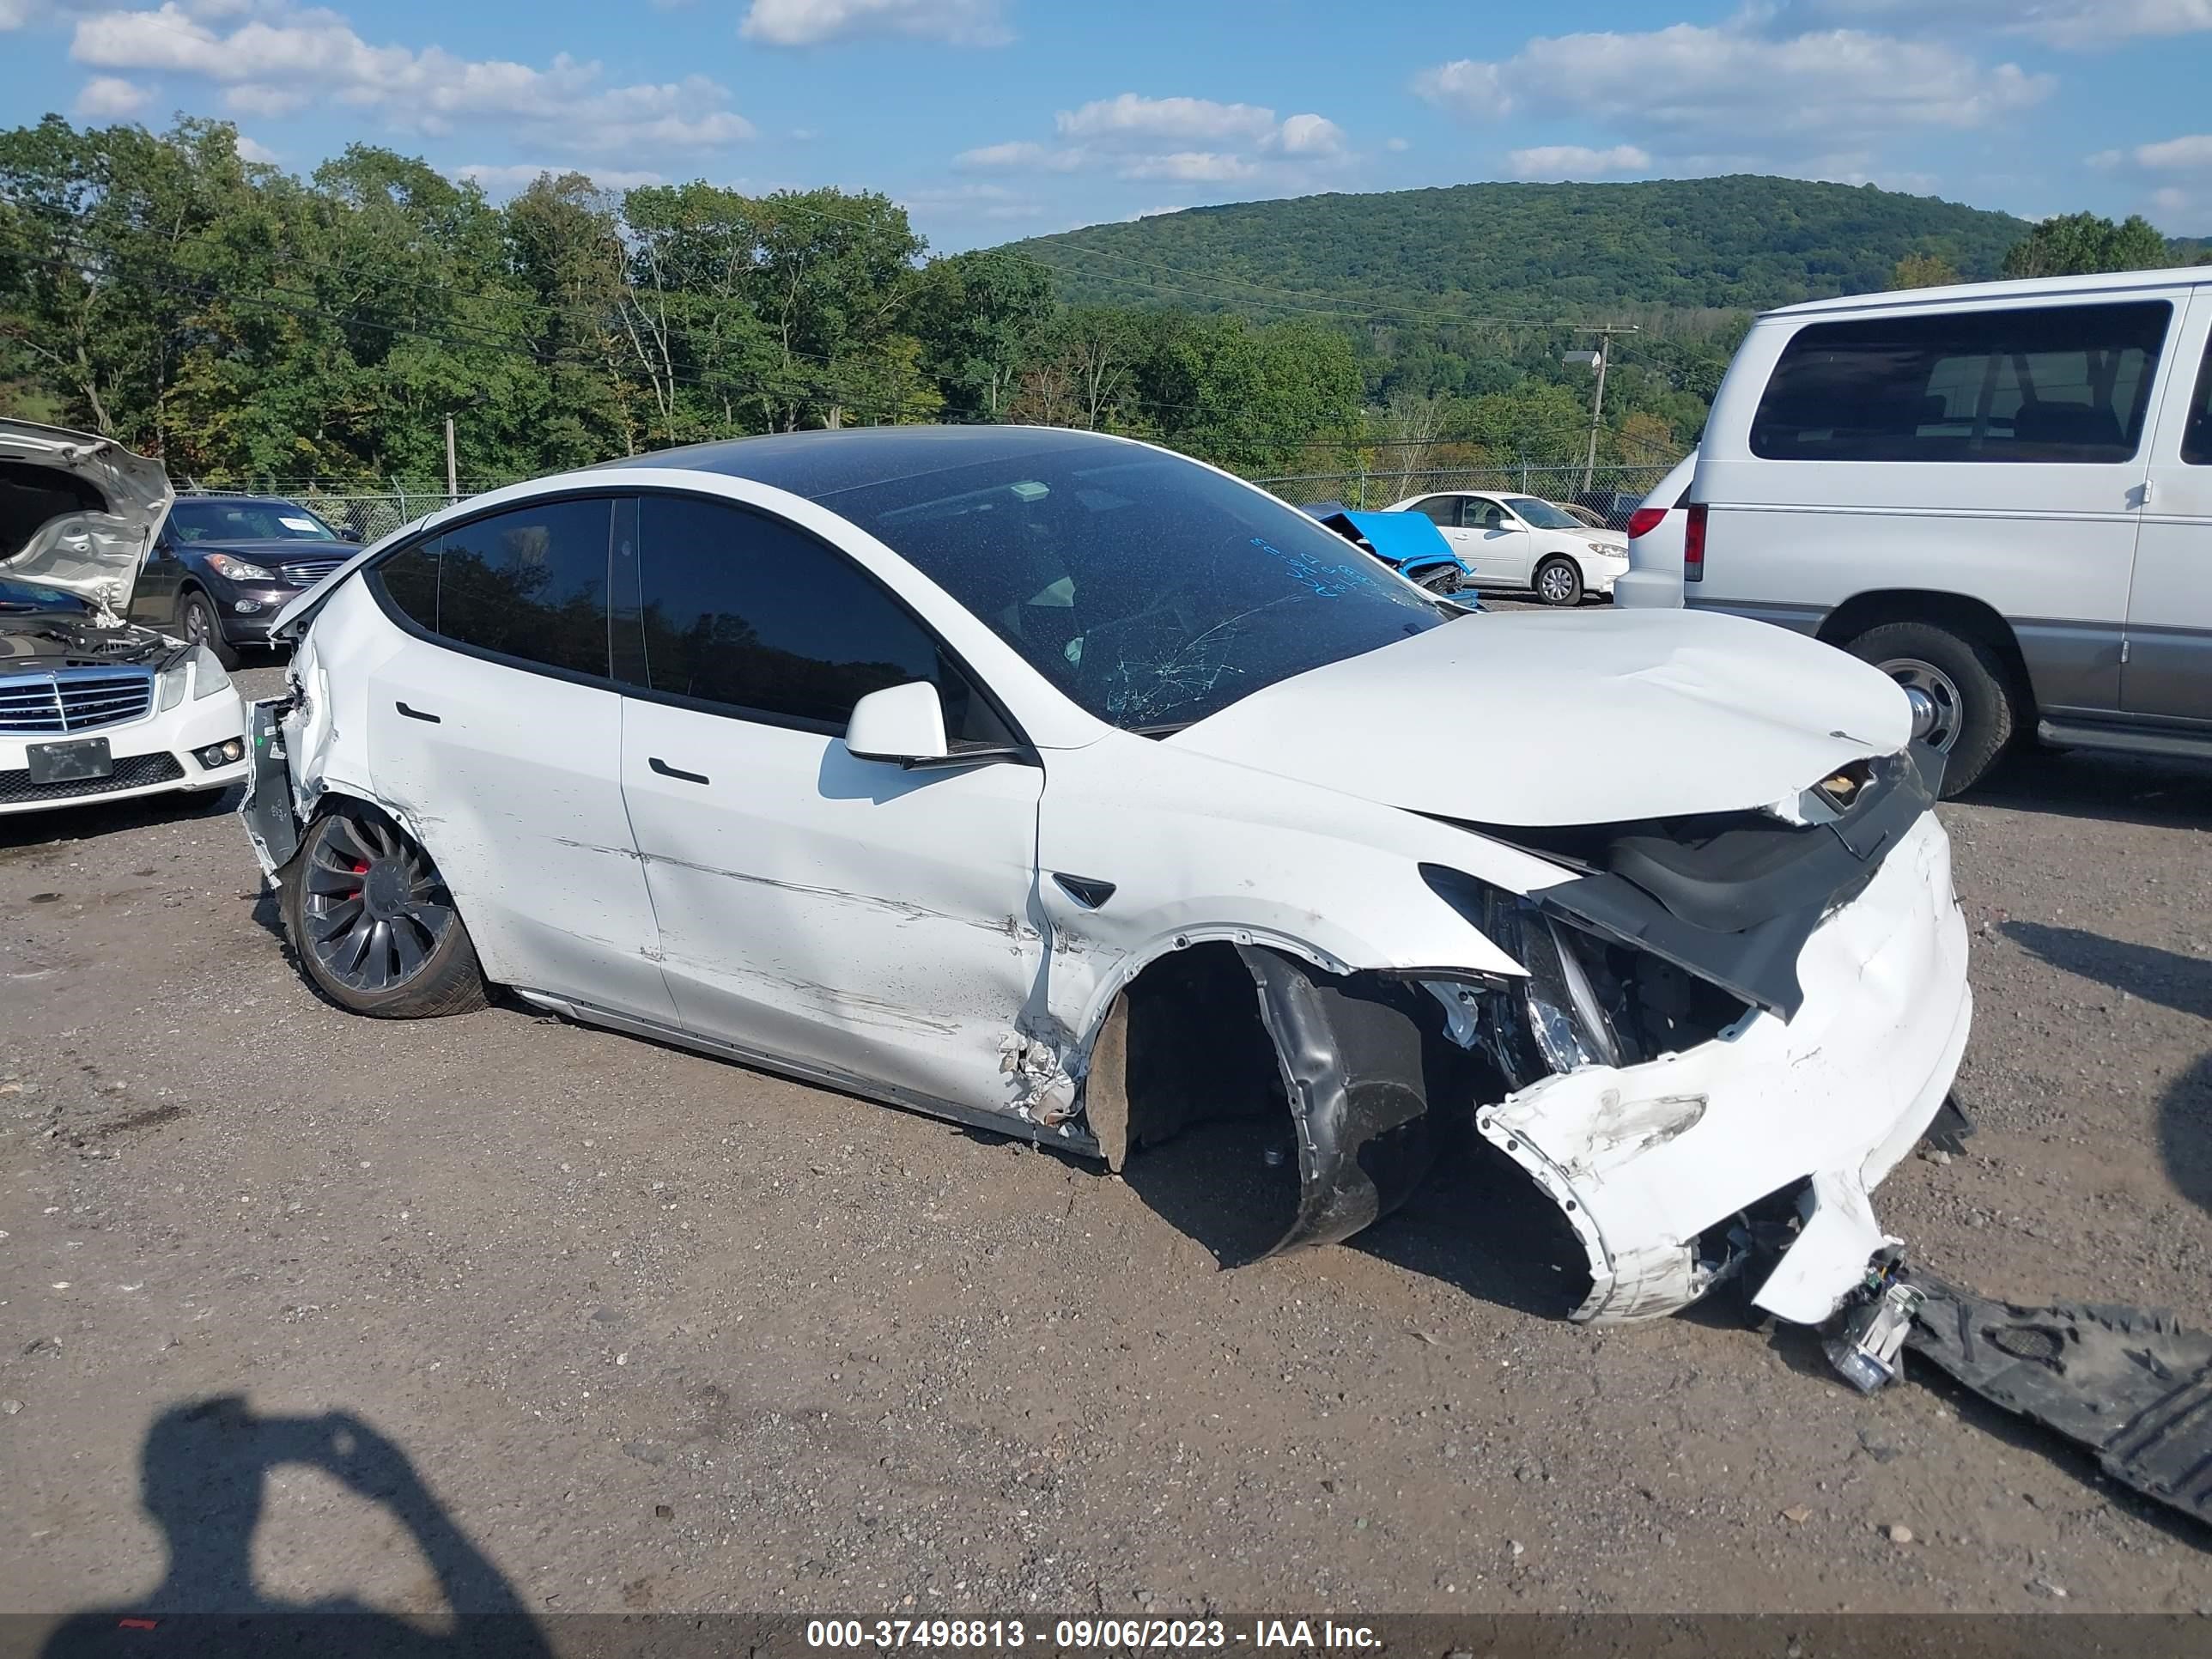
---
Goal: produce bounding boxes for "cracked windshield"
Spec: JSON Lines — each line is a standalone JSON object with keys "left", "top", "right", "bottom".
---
{"left": 834, "top": 450, "right": 1447, "bottom": 731}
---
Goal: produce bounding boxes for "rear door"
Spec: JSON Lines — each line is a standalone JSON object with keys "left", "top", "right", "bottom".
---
{"left": 2124, "top": 290, "right": 2212, "bottom": 726}
{"left": 362, "top": 495, "right": 678, "bottom": 1023}
{"left": 1698, "top": 296, "right": 2172, "bottom": 716}
{"left": 612, "top": 491, "right": 1045, "bottom": 1116}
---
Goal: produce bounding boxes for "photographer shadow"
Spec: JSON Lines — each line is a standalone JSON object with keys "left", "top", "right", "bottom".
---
{"left": 42, "top": 1395, "right": 550, "bottom": 1658}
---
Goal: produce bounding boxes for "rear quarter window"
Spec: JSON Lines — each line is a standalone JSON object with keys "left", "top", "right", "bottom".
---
{"left": 1751, "top": 300, "right": 2173, "bottom": 464}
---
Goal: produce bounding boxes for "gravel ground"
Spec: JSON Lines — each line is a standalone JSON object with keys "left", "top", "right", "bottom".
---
{"left": 2, "top": 653, "right": 2209, "bottom": 1625}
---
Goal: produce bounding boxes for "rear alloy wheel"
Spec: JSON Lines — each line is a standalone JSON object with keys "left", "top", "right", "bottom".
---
{"left": 1533, "top": 556, "right": 1583, "bottom": 606}
{"left": 1844, "top": 619, "right": 2016, "bottom": 799}
{"left": 178, "top": 589, "right": 240, "bottom": 670}
{"left": 283, "top": 806, "right": 487, "bottom": 1017}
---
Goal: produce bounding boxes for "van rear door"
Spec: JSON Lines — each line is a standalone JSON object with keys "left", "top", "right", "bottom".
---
{"left": 2124, "top": 288, "right": 2212, "bottom": 726}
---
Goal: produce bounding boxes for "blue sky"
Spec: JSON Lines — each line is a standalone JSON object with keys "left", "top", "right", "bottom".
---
{"left": 3, "top": 1, "right": 2209, "bottom": 249}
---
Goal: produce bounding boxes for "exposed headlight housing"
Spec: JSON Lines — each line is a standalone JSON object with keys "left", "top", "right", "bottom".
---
{"left": 204, "top": 553, "right": 276, "bottom": 581}
{"left": 191, "top": 643, "right": 233, "bottom": 700}
{"left": 1421, "top": 864, "right": 1753, "bottom": 1086}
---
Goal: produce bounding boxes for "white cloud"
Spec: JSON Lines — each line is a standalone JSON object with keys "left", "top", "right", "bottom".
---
{"left": 1777, "top": 2, "right": 2212, "bottom": 50}
{"left": 234, "top": 134, "right": 279, "bottom": 163}
{"left": 1116, "top": 151, "right": 1256, "bottom": 183}
{"left": 957, "top": 138, "right": 1085, "bottom": 171}
{"left": 1273, "top": 112, "right": 1345, "bottom": 158}
{"left": 1415, "top": 20, "right": 2051, "bottom": 172}
{"left": 897, "top": 181, "right": 1043, "bottom": 222}
{"left": 1506, "top": 143, "right": 1652, "bottom": 180}
{"left": 224, "top": 83, "right": 309, "bottom": 118}
{"left": 1056, "top": 94, "right": 1279, "bottom": 147}
{"left": 969, "top": 92, "right": 1349, "bottom": 186}
{"left": 2092, "top": 131, "right": 2212, "bottom": 232}
{"left": 1384, "top": 136, "right": 1411, "bottom": 153}
{"left": 70, "top": 4, "right": 756, "bottom": 159}
{"left": 2136, "top": 133, "right": 2212, "bottom": 170}
{"left": 455, "top": 161, "right": 666, "bottom": 194}
{"left": 75, "top": 75, "right": 150, "bottom": 117}
{"left": 738, "top": 0, "right": 1009, "bottom": 47}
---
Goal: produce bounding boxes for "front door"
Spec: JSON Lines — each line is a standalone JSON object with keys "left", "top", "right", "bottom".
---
{"left": 361, "top": 496, "right": 678, "bottom": 1023}
{"left": 1450, "top": 497, "right": 1533, "bottom": 587}
{"left": 611, "top": 492, "right": 1045, "bottom": 1116}
{"left": 2124, "top": 294, "right": 2212, "bottom": 726}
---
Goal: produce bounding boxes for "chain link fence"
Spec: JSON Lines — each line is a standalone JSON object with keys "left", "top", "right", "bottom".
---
{"left": 174, "top": 482, "right": 508, "bottom": 544}
{"left": 174, "top": 448, "right": 1689, "bottom": 538}
{"left": 1248, "top": 460, "right": 1682, "bottom": 527}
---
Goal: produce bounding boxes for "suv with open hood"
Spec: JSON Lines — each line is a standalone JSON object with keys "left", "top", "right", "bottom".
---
{"left": 1, "top": 420, "right": 249, "bottom": 815}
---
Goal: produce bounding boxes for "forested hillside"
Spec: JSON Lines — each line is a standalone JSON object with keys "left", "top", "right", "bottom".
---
{"left": 1012, "top": 177, "right": 2038, "bottom": 318}
{"left": 2, "top": 119, "right": 2197, "bottom": 499}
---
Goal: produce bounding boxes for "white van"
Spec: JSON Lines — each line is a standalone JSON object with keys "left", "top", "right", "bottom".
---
{"left": 1674, "top": 265, "right": 2212, "bottom": 795}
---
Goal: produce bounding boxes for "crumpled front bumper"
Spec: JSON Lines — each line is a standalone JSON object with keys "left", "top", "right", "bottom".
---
{"left": 1477, "top": 811, "right": 1971, "bottom": 1325}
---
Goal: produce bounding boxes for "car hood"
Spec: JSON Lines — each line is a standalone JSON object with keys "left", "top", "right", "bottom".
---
{"left": 0, "top": 419, "right": 172, "bottom": 621}
{"left": 1166, "top": 607, "right": 1912, "bottom": 826}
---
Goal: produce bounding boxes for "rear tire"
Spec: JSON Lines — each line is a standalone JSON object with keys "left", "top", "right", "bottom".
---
{"left": 1533, "top": 556, "right": 1583, "bottom": 607}
{"left": 1843, "top": 620, "right": 2015, "bottom": 799}
{"left": 178, "top": 588, "right": 240, "bottom": 670}
{"left": 282, "top": 805, "right": 488, "bottom": 1018}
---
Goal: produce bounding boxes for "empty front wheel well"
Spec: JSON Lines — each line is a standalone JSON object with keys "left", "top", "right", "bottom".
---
{"left": 1817, "top": 589, "right": 2035, "bottom": 712}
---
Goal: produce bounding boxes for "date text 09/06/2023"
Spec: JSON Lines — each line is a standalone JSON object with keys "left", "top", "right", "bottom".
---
{"left": 805, "top": 1620, "right": 1384, "bottom": 1650}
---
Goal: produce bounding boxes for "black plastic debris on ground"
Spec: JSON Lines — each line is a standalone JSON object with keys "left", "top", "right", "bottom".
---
{"left": 1907, "top": 1273, "right": 2212, "bottom": 1527}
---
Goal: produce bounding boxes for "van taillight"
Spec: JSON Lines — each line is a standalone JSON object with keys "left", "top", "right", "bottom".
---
{"left": 1626, "top": 507, "right": 1667, "bottom": 539}
{"left": 1682, "top": 503, "right": 1707, "bottom": 583}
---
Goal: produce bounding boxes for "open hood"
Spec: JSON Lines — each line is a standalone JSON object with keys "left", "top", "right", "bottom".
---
{"left": 1168, "top": 607, "right": 1913, "bottom": 827}
{"left": 0, "top": 419, "right": 173, "bottom": 622}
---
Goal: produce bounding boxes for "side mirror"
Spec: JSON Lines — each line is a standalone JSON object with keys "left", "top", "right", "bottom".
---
{"left": 340, "top": 526, "right": 362, "bottom": 543}
{"left": 844, "top": 681, "right": 948, "bottom": 766}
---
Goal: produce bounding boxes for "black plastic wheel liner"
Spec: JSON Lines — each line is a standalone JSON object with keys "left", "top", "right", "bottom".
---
{"left": 1906, "top": 1273, "right": 2212, "bottom": 1528}
{"left": 1232, "top": 945, "right": 1449, "bottom": 1255}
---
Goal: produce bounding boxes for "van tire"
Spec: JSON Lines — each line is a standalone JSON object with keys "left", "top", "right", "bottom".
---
{"left": 1843, "top": 620, "right": 2014, "bottom": 799}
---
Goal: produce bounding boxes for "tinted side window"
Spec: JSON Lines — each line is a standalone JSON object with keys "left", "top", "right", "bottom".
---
{"left": 620, "top": 494, "right": 1006, "bottom": 743}
{"left": 434, "top": 499, "right": 612, "bottom": 677}
{"left": 2185, "top": 332, "right": 2212, "bottom": 467}
{"left": 1409, "top": 496, "right": 1460, "bottom": 527}
{"left": 372, "top": 540, "right": 440, "bottom": 629}
{"left": 1752, "top": 301, "right": 2173, "bottom": 464}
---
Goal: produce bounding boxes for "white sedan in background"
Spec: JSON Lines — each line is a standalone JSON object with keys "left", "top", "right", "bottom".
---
{"left": 1386, "top": 489, "right": 1629, "bottom": 605}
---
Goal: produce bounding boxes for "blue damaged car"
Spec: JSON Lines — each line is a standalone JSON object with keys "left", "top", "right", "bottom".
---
{"left": 1299, "top": 501, "right": 1474, "bottom": 597}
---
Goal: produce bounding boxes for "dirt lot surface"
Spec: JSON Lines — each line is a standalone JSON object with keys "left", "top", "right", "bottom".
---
{"left": 3, "top": 657, "right": 2209, "bottom": 1625}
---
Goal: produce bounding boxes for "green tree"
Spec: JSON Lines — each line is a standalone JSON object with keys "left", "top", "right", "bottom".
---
{"left": 1891, "top": 252, "right": 1962, "bottom": 289}
{"left": 911, "top": 249, "right": 1056, "bottom": 421}
{"left": 2001, "top": 211, "right": 2172, "bottom": 279}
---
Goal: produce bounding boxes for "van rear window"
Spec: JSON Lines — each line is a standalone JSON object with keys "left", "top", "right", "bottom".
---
{"left": 1751, "top": 300, "right": 2172, "bottom": 464}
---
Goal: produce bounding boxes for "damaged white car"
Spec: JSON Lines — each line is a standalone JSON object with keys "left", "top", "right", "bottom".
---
{"left": 3, "top": 420, "right": 249, "bottom": 815}
{"left": 241, "top": 426, "right": 1970, "bottom": 1328}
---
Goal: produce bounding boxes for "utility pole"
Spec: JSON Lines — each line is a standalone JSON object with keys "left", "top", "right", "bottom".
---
{"left": 444, "top": 415, "right": 459, "bottom": 505}
{"left": 1565, "top": 325, "right": 1638, "bottom": 498}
